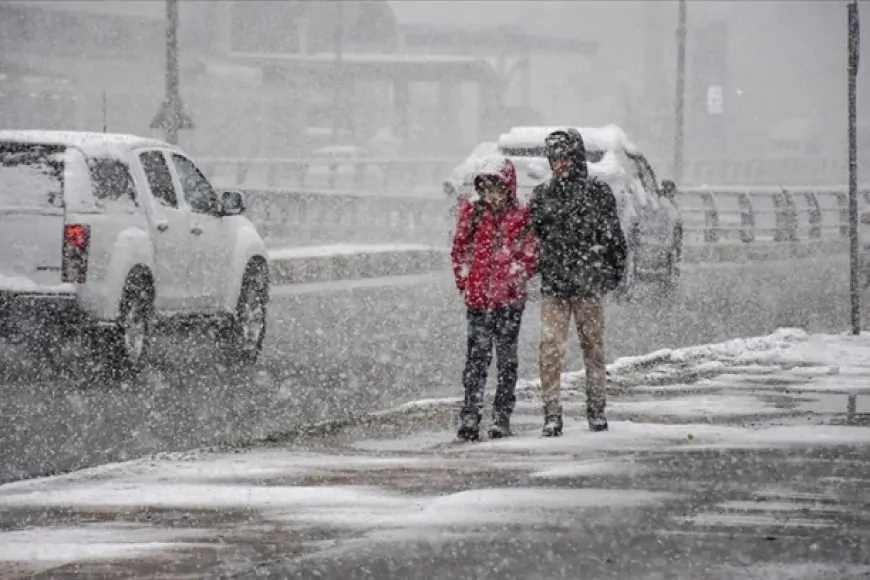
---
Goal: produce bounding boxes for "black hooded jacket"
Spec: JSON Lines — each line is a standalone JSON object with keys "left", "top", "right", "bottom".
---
{"left": 529, "top": 135, "right": 627, "bottom": 299}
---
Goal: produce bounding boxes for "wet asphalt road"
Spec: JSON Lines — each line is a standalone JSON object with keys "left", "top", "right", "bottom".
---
{"left": 0, "top": 255, "right": 855, "bottom": 484}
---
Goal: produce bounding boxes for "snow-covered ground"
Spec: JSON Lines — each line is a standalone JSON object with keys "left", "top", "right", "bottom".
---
{"left": 1, "top": 328, "right": 870, "bottom": 575}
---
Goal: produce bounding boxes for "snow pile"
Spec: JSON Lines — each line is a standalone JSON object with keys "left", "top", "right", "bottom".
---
{"left": 0, "top": 524, "right": 210, "bottom": 564}
{"left": 0, "top": 130, "right": 165, "bottom": 159}
{"left": 497, "top": 124, "right": 639, "bottom": 155}
{"left": 443, "top": 143, "right": 500, "bottom": 200}
{"left": 609, "top": 328, "right": 809, "bottom": 376}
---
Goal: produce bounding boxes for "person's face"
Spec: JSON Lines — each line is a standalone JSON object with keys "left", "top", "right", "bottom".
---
{"left": 550, "top": 154, "right": 572, "bottom": 178}
{"left": 483, "top": 181, "right": 508, "bottom": 207}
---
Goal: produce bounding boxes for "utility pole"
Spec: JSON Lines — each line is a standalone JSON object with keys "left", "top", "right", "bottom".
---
{"left": 150, "top": 0, "right": 193, "bottom": 144}
{"left": 848, "top": 0, "right": 861, "bottom": 334}
{"left": 331, "top": 1, "right": 344, "bottom": 144}
{"left": 673, "top": 0, "right": 688, "bottom": 184}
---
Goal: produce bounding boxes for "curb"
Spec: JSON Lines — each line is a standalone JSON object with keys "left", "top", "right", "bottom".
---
{"left": 268, "top": 249, "right": 448, "bottom": 286}
{"left": 267, "top": 239, "right": 847, "bottom": 286}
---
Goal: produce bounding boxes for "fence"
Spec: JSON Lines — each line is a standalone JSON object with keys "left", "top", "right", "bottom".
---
{"left": 201, "top": 155, "right": 864, "bottom": 195}
{"left": 243, "top": 184, "right": 870, "bottom": 252}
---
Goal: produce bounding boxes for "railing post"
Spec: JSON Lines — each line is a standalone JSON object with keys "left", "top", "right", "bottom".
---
{"left": 266, "top": 164, "right": 279, "bottom": 188}
{"left": 700, "top": 188, "right": 720, "bottom": 243}
{"left": 235, "top": 163, "right": 248, "bottom": 187}
{"left": 772, "top": 189, "right": 798, "bottom": 242}
{"left": 737, "top": 192, "right": 755, "bottom": 243}
{"left": 327, "top": 161, "right": 338, "bottom": 190}
{"left": 296, "top": 162, "right": 309, "bottom": 189}
{"left": 783, "top": 189, "right": 798, "bottom": 241}
{"left": 804, "top": 191, "right": 822, "bottom": 239}
{"left": 835, "top": 190, "right": 849, "bottom": 238}
{"left": 353, "top": 160, "right": 365, "bottom": 189}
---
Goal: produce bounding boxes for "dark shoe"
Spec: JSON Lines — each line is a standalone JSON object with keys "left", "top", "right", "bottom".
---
{"left": 457, "top": 408, "right": 481, "bottom": 441}
{"left": 587, "top": 404, "right": 608, "bottom": 432}
{"left": 542, "top": 413, "right": 563, "bottom": 437}
{"left": 488, "top": 413, "right": 512, "bottom": 439}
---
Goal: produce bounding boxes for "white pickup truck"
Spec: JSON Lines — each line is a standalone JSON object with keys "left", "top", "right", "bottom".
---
{"left": 0, "top": 131, "right": 270, "bottom": 373}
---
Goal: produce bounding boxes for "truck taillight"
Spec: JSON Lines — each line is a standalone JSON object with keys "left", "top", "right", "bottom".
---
{"left": 62, "top": 223, "right": 90, "bottom": 283}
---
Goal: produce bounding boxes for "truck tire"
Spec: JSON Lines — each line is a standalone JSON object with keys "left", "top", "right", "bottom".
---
{"left": 221, "top": 260, "right": 269, "bottom": 367}
{"left": 104, "top": 271, "right": 154, "bottom": 377}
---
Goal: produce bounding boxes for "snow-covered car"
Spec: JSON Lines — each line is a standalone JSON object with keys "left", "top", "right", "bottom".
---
{"left": 0, "top": 130, "right": 270, "bottom": 372}
{"left": 443, "top": 125, "right": 683, "bottom": 294}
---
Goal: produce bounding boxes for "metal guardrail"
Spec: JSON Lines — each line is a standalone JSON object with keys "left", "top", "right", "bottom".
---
{"left": 200, "top": 155, "right": 865, "bottom": 193}
{"left": 241, "top": 183, "right": 870, "bottom": 250}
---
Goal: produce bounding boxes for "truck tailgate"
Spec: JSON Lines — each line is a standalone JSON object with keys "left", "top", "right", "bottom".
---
{"left": 0, "top": 209, "right": 63, "bottom": 289}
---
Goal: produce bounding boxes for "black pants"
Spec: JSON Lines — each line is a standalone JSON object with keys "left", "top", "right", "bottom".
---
{"left": 461, "top": 306, "right": 525, "bottom": 420}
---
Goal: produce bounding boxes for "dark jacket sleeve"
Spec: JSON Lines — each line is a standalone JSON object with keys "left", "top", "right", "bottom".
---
{"left": 529, "top": 182, "right": 551, "bottom": 238}
{"left": 596, "top": 180, "right": 627, "bottom": 291}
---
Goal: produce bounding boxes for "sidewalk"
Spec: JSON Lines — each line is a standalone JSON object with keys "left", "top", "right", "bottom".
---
{"left": 2, "top": 329, "right": 870, "bottom": 579}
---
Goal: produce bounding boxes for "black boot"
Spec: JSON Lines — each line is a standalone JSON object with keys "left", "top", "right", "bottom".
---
{"left": 542, "top": 407, "right": 563, "bottom": 437}
{"left": 488, "top": 410, "right": 512, "bottom": 439}
{"left": 457, "top": 408, "right": 481, "bottom": 441}
{"left": 587, "top": 403, "right": 608, "bottom": 432}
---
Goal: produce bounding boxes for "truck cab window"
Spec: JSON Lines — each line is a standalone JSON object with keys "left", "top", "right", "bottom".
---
{"left": 171, "top": 154, "right": 218, "bottom": 214}
{"left": 139, "top": 151, "right": 178, "bottom": 208}
{"left": 89, "top": 158, "right": 137, "bottom": 206}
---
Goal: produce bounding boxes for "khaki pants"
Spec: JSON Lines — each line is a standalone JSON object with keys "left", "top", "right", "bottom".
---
{"left": 539, "top": 295, "right": 606, "bottom": 414}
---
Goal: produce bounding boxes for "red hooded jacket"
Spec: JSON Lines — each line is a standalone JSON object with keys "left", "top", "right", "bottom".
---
{"left": 450, "top": 157, "right": 538, "bottom": 310}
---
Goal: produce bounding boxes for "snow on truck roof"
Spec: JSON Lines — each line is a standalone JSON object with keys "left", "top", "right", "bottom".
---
{"left": 497, "top": 124, "right": 638, "bottom": 155}
{"left": 0, "top": 130, "right": 173, "bottom": 158}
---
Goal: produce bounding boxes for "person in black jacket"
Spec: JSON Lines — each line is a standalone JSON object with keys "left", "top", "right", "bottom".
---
{"left": 529, "top": 128, "right": 627, "bottom": 436}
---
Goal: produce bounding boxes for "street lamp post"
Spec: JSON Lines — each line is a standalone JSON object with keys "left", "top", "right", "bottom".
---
{"left": 150, "top": 0, "right": 193, "bottom": 145}
{"left": 848, "top": 0, "right": 861, "bottom": 334}
{"left": 331, "top": 1, "right": 344, "bottom": 144}
{"left": 673, "top": 0, "right": 687, "bottom": 184}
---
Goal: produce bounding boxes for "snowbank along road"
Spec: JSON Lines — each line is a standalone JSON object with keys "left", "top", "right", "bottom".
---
{"left": 0, "top": 253, "right": 858, "bottom": 484}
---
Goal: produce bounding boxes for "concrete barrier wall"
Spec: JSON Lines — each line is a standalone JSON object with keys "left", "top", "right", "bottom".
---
{"left": 266, "top": 239, "right": 849, "bottom": 287}
{"left": 261, "top": 185, "right": 866, "bottom": 286}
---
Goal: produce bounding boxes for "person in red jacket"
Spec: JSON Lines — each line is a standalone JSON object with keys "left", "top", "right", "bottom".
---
{"left": 451, "top": 156, "right": 538, "bottom": 441}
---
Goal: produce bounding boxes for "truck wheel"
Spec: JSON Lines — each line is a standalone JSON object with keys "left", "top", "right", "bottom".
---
{"left": 221, "top": 261, "right": 269, "bottom": 367}
{"left": 105, "top": 273, "right": 154, "bottom": 376}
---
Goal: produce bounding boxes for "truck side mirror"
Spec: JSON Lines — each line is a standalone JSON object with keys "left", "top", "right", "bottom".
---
{"left": 220, "top": 190, "right": 246, "bottom": 216}
{"left": 661, "top": 179, "right": 677, "bottom": 201}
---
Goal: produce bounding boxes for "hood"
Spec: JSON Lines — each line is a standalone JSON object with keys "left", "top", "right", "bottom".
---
{"left": 571, "top": 130, "right": 589, "bottom": 179}
{"left": 473, "top": 155, "right": 518, "bottom": 203}
{"left": 547, "top": 128, "right": 588, "bottom": 181}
